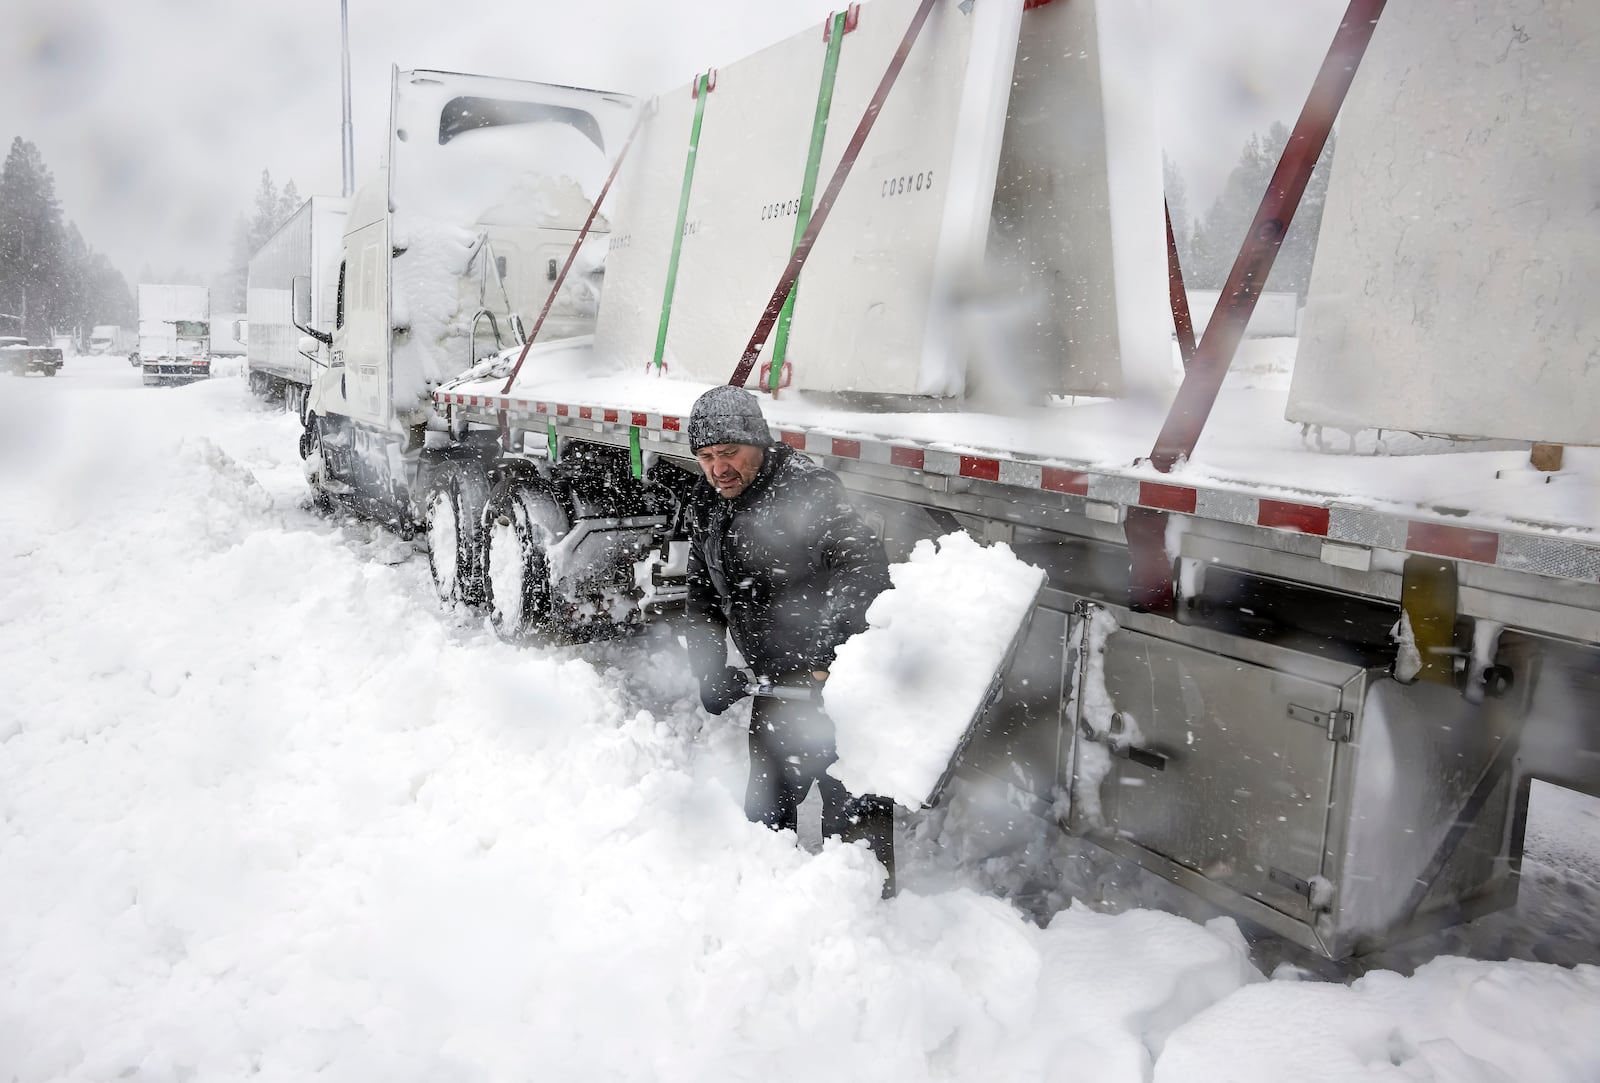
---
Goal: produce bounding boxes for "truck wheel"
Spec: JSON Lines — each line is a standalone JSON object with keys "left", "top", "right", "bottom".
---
{"left": 426, "top": 462, "right": 491, "bottom": 608}
{"left": 484, "top": 482, "right": 569, "bottom": 641}
{"left": 302, "top": 419, "right": 337, "bottom": 512}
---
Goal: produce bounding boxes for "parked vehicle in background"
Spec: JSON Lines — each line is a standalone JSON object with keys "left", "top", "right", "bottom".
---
{"left": 90, "top": 324, "right": 142, "bottom": 364}
{"left": 246, "top": 195, "right": 347, "bottom": 417}
{"left": 136, "top": 284, "right": 211, "bottom": 386}
{"left": 0, "top": 336, "right": 64, "bottom": 377}
{"left": 211, "top": 313, "right": 248, "bottom": 357}
{"left": 52, "top": 334, "right": 78, "bottom": 358}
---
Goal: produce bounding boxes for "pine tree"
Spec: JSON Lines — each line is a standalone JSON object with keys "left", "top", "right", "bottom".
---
{"left": 1188, "top": 122, "right": 1337, "bottom": 299}
{"left": 1191, "top": 131, "right": 1275, "bottom": 290}
{"left": 0, "top": 137, "right": 133, "bottom": 344}
{"left": 1163, "top": 155, "right": 1194, "bottom": 279}
{"left": 248, "top": 169, "right": 281, "bottom": 253}
{"left": 1265, "top": 124, "right": 1337, "bottom": 297}
{"left": 278, "top": 179, "right": 301, "bottom": 224}
{"left": 219, "top": 169, "right": 300, "bottom": 310}
{"left": 0, "top": 137, "right": 67, "bottom": 342}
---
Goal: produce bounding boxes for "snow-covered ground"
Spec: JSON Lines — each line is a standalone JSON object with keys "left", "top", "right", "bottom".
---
{"left": 2, "top": 355, "right": 1599, "bottom": 1081}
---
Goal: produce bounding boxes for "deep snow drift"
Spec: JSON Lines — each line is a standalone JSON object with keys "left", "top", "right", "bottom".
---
{"left": 1, "top": 357, "right": 1598, "bottom": 1081}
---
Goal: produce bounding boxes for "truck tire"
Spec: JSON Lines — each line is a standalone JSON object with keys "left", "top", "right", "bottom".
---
{"left": 426, "top": 461, "right": 492, "bottom": 608}
{"left": 483, "top": 481, "right": 569, "bottom": 641}
{"left": 301, "top": 418, "right": 338, "bottom": 512}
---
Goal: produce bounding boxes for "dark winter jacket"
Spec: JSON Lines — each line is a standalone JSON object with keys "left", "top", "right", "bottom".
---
{"left": 684, "top": 442, "right": 891, "bottom": 682}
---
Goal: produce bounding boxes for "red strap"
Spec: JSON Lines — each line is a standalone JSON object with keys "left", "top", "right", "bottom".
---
{"left": 1165, "top": 199, "right": 1197, "bottom": 367}
{"left": 726, "top": 0, "right": 938, "bottom": 389}
{"left": 500, "top": 106, "right": 651, "bottom": 394}
{"left": 1148, "top": 0, "right": 1386, "bottom": 471}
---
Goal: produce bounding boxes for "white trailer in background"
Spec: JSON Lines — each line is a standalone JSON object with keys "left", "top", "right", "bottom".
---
{"left": 247, "top": 196, "right": 347, "bottom": 415}
{"left": 296, "top": 0, "right": 1600, "bottom": 962}
{"left": 211, "top": 313, "right": 247, "bottom": 357}
{"left": 1186, "top": 289, "right": 1299, "bottom": 339}
{"left": 136, "top": 284, "right": 211, "bottom": 386}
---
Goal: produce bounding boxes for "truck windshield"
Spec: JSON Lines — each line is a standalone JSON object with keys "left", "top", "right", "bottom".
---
{"left": 173, "top": 321, "right": 209, "bottom": 339}
{"left": 437, "top": 97, "right": 604, "bottom": 152}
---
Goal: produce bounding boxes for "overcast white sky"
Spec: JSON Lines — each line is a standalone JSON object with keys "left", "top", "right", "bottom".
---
{"left": 1, "top": 0, "right": 1346, "bottom": 281}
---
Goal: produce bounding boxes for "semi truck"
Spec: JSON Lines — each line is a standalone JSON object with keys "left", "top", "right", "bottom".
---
{"left": 294, "top": 0, "right": 1600, "bottom": 961}
{"left": 89, "top": 324, "right": 140, "bottom": 364}
{"left": 247, "top": 195, "right": 347, "bottom": 415}
{"left": 136, "top": 284, "right": 212, "bottom": 386}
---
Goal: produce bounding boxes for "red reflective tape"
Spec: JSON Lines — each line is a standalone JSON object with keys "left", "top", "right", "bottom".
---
{"left": 831, "top": 438, "right": 861, "bottom": 458}
{"left": 1258, "top": 499, "right": 1329, "bottom": 536}
{"left": 662, "top": 416, "right": 681, "bottom": 431}
{"left": 556, "top": 404, "right": 570, "bottom": 417}
{"left": 579, "top": 406, "right": 593, "bottom": 420}
{"left": 890, "top": 446, "right": 924, "bottom": 470}
{"left": 603, "top": 409, "right": 618, "bottom": 423}
{"left": 468, "top": 396, "right": 479, "bottom": 407}
{"left": 1140, "top": 481, "right": 1197, "bottom": 514}
{"left": 631, "top": 412, "right": 648, "bottom": 427}
{"left": 1041, "top": 467, "right": 1089, "bottom": 495}
{"left": 960, "top": 456, "right": 1001, "bottom": 482}
{"left": 536, "top": 402, "right": 548, "bottom": 413}
{"left": 780, "top": 430, "right": 806, "bottom": 449}
{"left": 1407, "top": 522, "right": 1499, "bottom": 564}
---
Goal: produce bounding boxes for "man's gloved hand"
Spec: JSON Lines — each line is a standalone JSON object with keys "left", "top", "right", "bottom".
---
{"left": 699, "top": 666, "right": 750, "bottom": 715}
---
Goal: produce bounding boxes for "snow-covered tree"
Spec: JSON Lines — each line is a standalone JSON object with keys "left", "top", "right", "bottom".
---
{"left": 1163, "top": 155, "right": 1195, "bottom": 280}
{"left": 218, "top": 169, "right": 301, "bottom": 309}
{"left": 0, "top": 137, "right": 66, "bottom": 342}
{"left": 1189, "top": 122, "right": 1337, "bottom": 298}
{"left": 0, "top": 137, "right": 131, "bottom": 344}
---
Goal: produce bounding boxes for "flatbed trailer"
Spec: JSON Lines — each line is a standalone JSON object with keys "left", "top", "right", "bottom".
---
{"left": 300, "top": 0, "right": 1600, "bottom": 958}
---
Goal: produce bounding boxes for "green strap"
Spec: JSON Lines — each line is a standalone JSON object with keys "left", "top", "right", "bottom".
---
{"left": 769, "top": 12, "right": 847, "bottom": 393}
{"left": 547, "top": 425, "right": 559, "bottom": 464}
{"left": 629, "top": 425, "right": 643, "bottom": 478}
{"left": 653, "top": 73, "right": 711, "bottom": 373}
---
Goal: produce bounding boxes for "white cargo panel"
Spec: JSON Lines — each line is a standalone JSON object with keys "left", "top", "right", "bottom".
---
{"left": 137, "top": 284, "right": 210, "bottom": 359}
{"left": 589, "top": 0, "right": 1164, "bottom": 399}
{"left": 1290, "top": 0, "right": 1600, "bottom": 445}
{"left": 247, "top": 196, "right": 348, "bottom": 384}
{"left": 596, "top": 0, "right": 1025, "bottom": 395}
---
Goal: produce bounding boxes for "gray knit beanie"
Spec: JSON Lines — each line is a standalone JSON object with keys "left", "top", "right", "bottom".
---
{"left": 688, "top": 385, "right": 772, "bottom": 451}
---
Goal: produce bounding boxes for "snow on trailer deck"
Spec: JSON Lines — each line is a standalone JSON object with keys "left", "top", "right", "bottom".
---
{"left": 437, "top": 337, "right": 1600, "bottom": 588}
{"left": 4, "top": 356, "right": 1600, "bottom": 1079}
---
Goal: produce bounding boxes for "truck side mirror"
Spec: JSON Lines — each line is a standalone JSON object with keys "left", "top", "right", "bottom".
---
{"left": 292, "top": 274, "right": 331, "bottom": 345}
